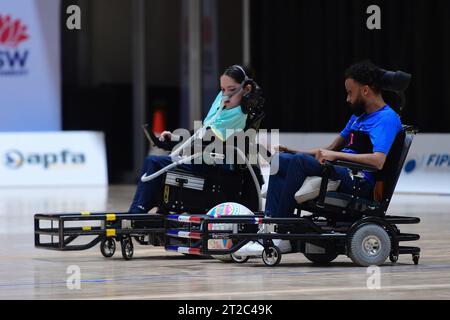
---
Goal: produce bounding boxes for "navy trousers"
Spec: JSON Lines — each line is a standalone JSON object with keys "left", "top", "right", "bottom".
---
{"left": 265, "top": 152, "right": 373, "bottom": 218}
{"left": 129, "top": 155, "right": 231, "bottom": 213}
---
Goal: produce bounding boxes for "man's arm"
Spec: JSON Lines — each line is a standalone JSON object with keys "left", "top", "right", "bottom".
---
{"left": 316, "top": 149, "right": 387, "bottom": 170}
{"left": 281, "top": 135, "right": 347, "bottom": 156}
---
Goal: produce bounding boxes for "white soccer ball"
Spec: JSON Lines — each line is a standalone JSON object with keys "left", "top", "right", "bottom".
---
{"left": 206, "top": 202, "right": 254, "bottom": 262}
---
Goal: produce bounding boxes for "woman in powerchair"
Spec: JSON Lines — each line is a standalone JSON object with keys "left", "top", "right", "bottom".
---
{"left": 128, "top": 65, "right": 259, "bottom": 214}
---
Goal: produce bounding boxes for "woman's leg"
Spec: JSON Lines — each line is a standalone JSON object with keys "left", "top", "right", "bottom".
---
{"left": 128, "top": 155, "right": 173, "bottom": 213}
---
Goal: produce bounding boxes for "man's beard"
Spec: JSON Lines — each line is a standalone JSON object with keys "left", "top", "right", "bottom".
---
{"left": 349, "top": 98, "right": 367, "bottom": 116}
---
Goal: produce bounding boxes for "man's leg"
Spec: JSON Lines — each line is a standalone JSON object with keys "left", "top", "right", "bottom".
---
{"left": 265, "top": 152, "right": 296, "bottom": 217}
{"left": 333, "top": 167, "right": 374, "bottom": 199}
{"left": 129, "top": 155, "right": 173, "bottom": 213}
{"left": 275, "top": 153, "right": 323, "bottom": 217}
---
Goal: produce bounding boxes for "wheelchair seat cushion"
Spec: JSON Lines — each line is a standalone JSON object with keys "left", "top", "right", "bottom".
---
{"left": 295, "top": 176, "right": 341, "bottom": 204}
{"left": 322, "top": 191, "right": 379, "bottom": 210}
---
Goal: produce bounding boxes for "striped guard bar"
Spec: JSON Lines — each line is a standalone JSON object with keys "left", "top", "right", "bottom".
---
{"left": 166, "top": 214, "right": 204, "bottom": 224}
{"left": 165, "top": 246, "right": 202, "bottom": 255}
{"left": 166, "top": 229, "right": 203, "bottom": 239}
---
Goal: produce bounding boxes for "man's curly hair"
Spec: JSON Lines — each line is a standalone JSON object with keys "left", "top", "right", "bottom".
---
{"left": 345, "top": 60, "right": 383, "bottom": 94}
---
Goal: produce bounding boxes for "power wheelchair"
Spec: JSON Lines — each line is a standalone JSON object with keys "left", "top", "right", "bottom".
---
{"left": 34, "top": 81, "right": 267, "bottom": 261}
{"left": 34, "top": 69, "right": 420, "bottom": 267}
{"left": 198, "top": 124, "right": 420, "bottom": 267}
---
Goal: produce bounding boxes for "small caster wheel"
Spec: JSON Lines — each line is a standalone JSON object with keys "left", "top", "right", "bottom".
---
{"left": 389, "top": 253, "right": 399, "bottom": 263}
{"left": 413, "top": 254, "right": 420, "bottom": 265}
{"left": 231, "top": 253, "right": 250, "bottom": 264}
{"left": 134, "top": 236, "right": 144, "bottom": 245}
{"left": 100, "top": 238, "right": 116, "bottom": 258}
{"left": 262, "top": 246, "right": 282, "bottom": 267}
{"left": 121, "top": 237, "right": 134, "bottom": 260}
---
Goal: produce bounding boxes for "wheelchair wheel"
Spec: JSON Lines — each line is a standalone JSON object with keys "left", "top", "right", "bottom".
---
{"left": 389, "top": 253, "right": 399, "bottom": 263}
{"left": 212, "top": 254, "right": 234, "bottom": 263}
{"left": 230, "top": 253, "right": 250, "bottom": 264}
{"left": 304, "top": 252, "right": 338, "bottom": 265}
{"left": 262, "top": 246, "right": 282, "bottom": 267}
{"left": 121, "top": 237, "right": 134, "bottom": 260}
{"left": 348, "top": 223, "right": 391, "bottom": 267}
{"left": 100, "top": 238, "right": 116, "bottom": 258}
{"left": 134, "top": 235, "right": 148, "bottom": 245}
{"left": 413, "top": 254, "right": 420, "bottom": 265}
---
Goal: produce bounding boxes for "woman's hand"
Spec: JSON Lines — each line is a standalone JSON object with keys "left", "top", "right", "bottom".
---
{"left": 315, "top": 149, "right": 338, "bottom": 164}
{"left": 159, "top": 131, "right": 172, "bottom": 141}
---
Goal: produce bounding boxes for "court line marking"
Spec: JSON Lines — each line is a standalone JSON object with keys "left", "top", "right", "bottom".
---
{"left": 92, "top": 283, "right": 450, "bottom": 300}
{"left": 2, "top": 262, "right": 450, "bottom": 289}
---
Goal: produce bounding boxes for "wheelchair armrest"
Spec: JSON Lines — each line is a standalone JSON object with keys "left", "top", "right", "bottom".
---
{"left": 313, "top": 164, "right": 336, "bottom": 207}
{"left": 324, "top": 160, "right": 379, "bottom": 173}
{"left": 313, "top": 160, "right": 377, "bottom": 208}
{"left": 142, "top": 124, "right": 181, "bottom": 151}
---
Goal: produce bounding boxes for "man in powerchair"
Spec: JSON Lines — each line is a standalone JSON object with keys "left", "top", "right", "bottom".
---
{"left": 238, "top": 60, "right": 403, "bottom": 256}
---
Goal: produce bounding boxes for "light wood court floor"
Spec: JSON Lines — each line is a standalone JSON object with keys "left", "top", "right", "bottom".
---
{"left": 0, "top": 186, "right": 449, "bottom": 299}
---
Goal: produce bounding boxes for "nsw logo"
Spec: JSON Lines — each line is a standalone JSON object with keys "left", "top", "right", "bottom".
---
{"left": 0, "top": 14, "right": 30, "bottom": 76}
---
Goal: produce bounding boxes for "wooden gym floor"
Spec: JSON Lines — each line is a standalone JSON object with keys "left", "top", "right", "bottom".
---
{"left": 0, "top": 185, "right": 449, "bottom": 300}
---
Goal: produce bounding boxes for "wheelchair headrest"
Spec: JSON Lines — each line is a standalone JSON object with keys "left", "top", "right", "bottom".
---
{"left": 378, "top": 68, "right": 412, "bottom": 114}
{"left": 241, "top": 80, "right": 264, "bottom": 115}
{"left": 242, "top": 80, "right": 265, "bottom": 131}
{"left": 380, "top": 69, "right": 412, "bottom": 92}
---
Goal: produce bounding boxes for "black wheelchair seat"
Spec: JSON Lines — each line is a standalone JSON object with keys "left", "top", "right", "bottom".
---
{"left": 320, "top": 191, "right": 378, "bottom": 210}
{"left": 298, "top": 125, "right": 417, "bottom": 219}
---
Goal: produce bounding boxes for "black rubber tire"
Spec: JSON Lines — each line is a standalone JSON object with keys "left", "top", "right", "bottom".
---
{"left": 230, "top": 253, "right": 250, "bottom": 264}
{"left": 212, "top": 254, "right": 234, "bottom": 263}
{"left": 121, "top": 237, "right": 134, "bottom": 260}
{"left": 389, "top": 253, "right": 399, "bottom": 263}
{"left": 348, "top": 223, "right": 391, "bottom": 267}
{"left": 304, "top": 252, "right": 338, "bottom": 265}
{"left": 100, "top": 238, "right": 116, "bottom": 258}
{"left": 262, "top": 246, "right": 282, "bottom": 267}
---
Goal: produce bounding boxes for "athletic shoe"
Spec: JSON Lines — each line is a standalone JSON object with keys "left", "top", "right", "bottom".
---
{"left": 234, "top": 241, "right": 264, "bottom": 257}
{"left": 273, "top": 239, "right": 292, "bottom": 253}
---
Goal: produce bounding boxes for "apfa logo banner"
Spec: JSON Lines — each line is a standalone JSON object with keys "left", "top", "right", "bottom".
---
{"left": 0, "top": 131, "right": 108, "bottom": 187}
{"left": 0, "top": 14, "right": 30, "bottom": 75}
{"left": 4, "top": 149, "right": 86, "bottom": 170}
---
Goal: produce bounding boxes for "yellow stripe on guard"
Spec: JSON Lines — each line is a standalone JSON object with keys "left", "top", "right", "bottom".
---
{"left": 163, "top": 185, "right": 170, "bottom": 204}
{"left": 106, "top": 214, "right": 116, "bottom": 221}
{"left": 82, "top": 226, "right": 91, "bottom": 231}
{"left": 106, "top": 229, "right": 116, "bottom": 237}
{"left": 81, "top": 211, "right": 91, "bottom": 216}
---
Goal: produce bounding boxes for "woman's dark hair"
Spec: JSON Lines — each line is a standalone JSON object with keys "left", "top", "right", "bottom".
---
{"left": 222, "top": 65, "right": 254, "bottom": 83}
{"left": 344, "top": 60, "right": 383, "bottom": 93}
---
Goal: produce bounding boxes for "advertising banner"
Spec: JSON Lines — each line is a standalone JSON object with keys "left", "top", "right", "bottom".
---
{"left": 0, "top": 0, "right": 61, "bottom": 131}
